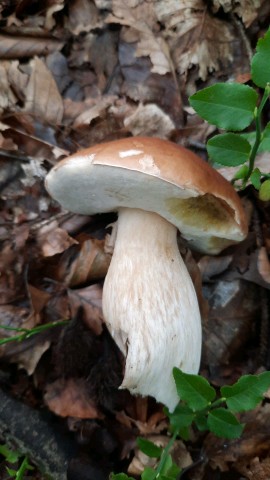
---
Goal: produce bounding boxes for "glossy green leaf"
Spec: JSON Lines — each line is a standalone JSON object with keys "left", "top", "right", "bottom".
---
{"left": 250, "top": 168, "right": 262, "bottom": 189}
{"left": 110, "top": 474, "right": 135, "bottom": 480}
{"left": 221, "top": 372, "right": 270, "bottom": 412}
{"left": 173, "top": 368, "right": 216, "bottom": 411}
{"left": 0, "top": 445, "right": 20, "bottom": 464}
{"left": 233, "top": 164, "right": 249, "bottom": 181}
{"left": 194, "top": 412, "right": 208, "bottom": 432}
{"left": 166, "top": 404, "right": 194, "bottom": 430}
{"left": 155, "top": 454, "right": 181, "bottom": 479}
{"left": 251, "top": 28, "right": 270, "bottom": 87}
{"left": 189, "top": 83, "right": 258, "bottom": 130}
{"left": 141, "top": 467, "right": 156, "bottom": 480}
{"left": 137, "top": 438, "right": 162, "bottom": 458}
{"left": 259, "top": 179, "right": 270, "bottom": 201}
{"left": 207, "top": 408, "right": 244, "bottom": 439}
{"left": 207, "top": 133, "right": 251, "bottom": 166}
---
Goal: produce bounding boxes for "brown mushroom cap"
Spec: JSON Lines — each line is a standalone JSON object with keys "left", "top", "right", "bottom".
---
{"left": 45, "top": 136, "right": 248, "bottom": 253}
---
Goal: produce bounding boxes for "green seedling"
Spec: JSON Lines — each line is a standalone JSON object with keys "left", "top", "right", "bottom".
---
{"left": 189, "top": 27, "right": 270, "bottom": 200}
{"left": 111, "top": 368, "right": 270, "bottom": 480}
{"left": 0, "top": 444, "right": 34, "bottom": 479}
{"left": 0, "top": 320, "right": 68, "bottom": 346}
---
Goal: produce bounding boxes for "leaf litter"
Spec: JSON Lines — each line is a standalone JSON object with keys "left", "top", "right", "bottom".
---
{"left": 0, "top": 0, "right": 270, "bottom": 479}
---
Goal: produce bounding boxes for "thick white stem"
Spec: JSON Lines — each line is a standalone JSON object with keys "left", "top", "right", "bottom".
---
{"left": 102, "top": 208, "right": 202, "bottom": 411}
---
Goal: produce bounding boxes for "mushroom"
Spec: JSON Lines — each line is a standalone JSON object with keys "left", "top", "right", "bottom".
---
{"left": 45, "top": 137, "right": 248, "bottom": 411}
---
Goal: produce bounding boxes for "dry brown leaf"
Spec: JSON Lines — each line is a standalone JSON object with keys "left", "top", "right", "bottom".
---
{"left": 45, "top": 0, "right": 65, "bottom": 30}
{"left": 238, "top": 456, "right": 270, "bottom": 479}
{"left": 0, "top": 132, "right": 18, "bottom": 150}
{"left": 65, "top": 0, "right": 99, "bottom": 34}
{"left": 107, "top": 0, "right": 172, "bottom": 75}
{"left": 0, "top": 63, "right": 17, "bottom": 113}
{"left": 257, "top": 247, "right": 270, "bottom": 284}
{"left": 155, "top": 0, "right": 233, "bottom": 80}
{"left": 73, "top": 96, "right": 117, "bottom": 128}
{"left": 211, "top": 0, "right": 263, "bottom": 27}
{"left": 24, "top": 57, "right": 64, "bottom": 125}
{"left": 68, "top": 284, "right": 103, "bottom": 335}
{"left": 203, "top": 279, "right": 259, "bottom": 367}
{"left": 12, "top": 339, "right": 51, "bottom": 375}
{"left": 198, "top": 255, "right": 233, "bottom": 282}
{"left": 0, "top": 34, "right": 64, "bottom": 59}
{"left": 44, "top": 378, "right": 102, "bottom": 418}
{"left": 0, "top": 243, "right": 25, "bottom": 304}
{"left": 28, "top": 285, "right": 51, "bottom": 314}
{"left": 37, "top": 222, "right": 78, "bottom": 257}
{"left": 7, "top": 60, "right": 28, "bottom": 103}
{"left": 55, "top": 235, "right": 111, "bottom": 286}
{"left": 124, "top": 103, "right": 175, "bottom": 138}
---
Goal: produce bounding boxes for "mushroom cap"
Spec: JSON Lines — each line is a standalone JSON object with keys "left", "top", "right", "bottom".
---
{"left": 45, "top": 136, "right": 248, "bottom": 254}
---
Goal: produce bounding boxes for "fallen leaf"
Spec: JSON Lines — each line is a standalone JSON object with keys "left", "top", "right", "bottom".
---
{"left": 37, "top": 222, "right": 78, "bottom": 257}
{"left": 68, "top": 284, "right": 103, "bottom": 335}
{"left": 55, "top": 235, "right": 111, "bottom": 286}
{"left": 44, "top": 378, "right": 102, "bottom": 418}
{"left": 211, "top": 0, "right": 264, "bottom": 27}
{"left": 124, "top": 103, "right": 175, "bottom": 138}
{"left": 24, "top": 57, "right": 64, "bottom": 125}
{"left": 65, "top": 0, "right": 99, "bottom": 34}
{"left": 0, "top": 33, "right": 64, "bottom": 59}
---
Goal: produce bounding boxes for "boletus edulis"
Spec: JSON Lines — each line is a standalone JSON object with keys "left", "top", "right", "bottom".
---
{"left": 45, "top": 137, "right": 248, "bottom": 411}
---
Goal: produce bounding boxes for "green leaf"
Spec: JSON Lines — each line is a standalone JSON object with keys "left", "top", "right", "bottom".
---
{"left": 141, "top": 467, "right": 157, "bottom": 480}
{"left": 162, "top": 461, "right": 181, "bottom": 478}
{"left": 207, "top": 408, "right": 244, "bottom": 439}
{"left": 251, "top": 28, "right": 270, "bottom": 88}
{"left": 0, "top": 444, "right": 20, "bottom": 464}
{"left": 166, "top": 404, "right": 194, "bottom": 430}
{"left": 259, "top": 123, "right": 270, "bottom": 151}
{"left": 157, "top": 454, "right": 181, "bottom": 480}
{"left": 110, "top": 474, "right": 135, "bottom": 480}
{"left": 233, "top": 164, "right": 249, "bottom": 181}
{"left": 137, "top": 438, "right": 163, "bottom": 458}
{"left": 194, "top": 412, "right": 208, "bottom": 432}
{"left": 173, "top": 368, "right": 216, "bottom": 411}
{"left": 259, "top": 179, "right": 270, "bottom": 201}
{"left": 221, "top": 372, "right": 270, "bottom": 412}
{"left": 6, "top": 467, "right": 16, "bottom": 477}
{"left": 250, "top": 168, "right": 262, "bottom": 189}
{"left": 207, "top": 133, "right": 251, "bottom": 166}
{"left": 189, "top": 83, "right": 258, "bottom": 131}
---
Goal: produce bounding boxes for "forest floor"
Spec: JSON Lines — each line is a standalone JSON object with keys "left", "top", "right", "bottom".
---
{"left": 0, "top": 1, "right": 270, "bottom": 479}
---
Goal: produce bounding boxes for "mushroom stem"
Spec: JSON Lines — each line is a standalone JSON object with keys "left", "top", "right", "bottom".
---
{"left": 102, "top": 207, "right": 202, "bottom": 411}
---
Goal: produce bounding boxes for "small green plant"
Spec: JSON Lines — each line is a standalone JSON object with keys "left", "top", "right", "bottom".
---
{"left": 189, "top": 27, "right": 270, "bottom": 201}
{"left": 0, "top": 444, "right": 34, "bottom": 479}
{"left": 0, "top": 320, "right": 68, "bottom": 346}
{"left": 111, "top": 368, "right": 270, "bottom": 480}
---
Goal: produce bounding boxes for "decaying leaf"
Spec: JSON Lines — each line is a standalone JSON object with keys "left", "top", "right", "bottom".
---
{"left": 68, "top": 284, "right": 103, "bottom": 335}
{"left": 0, "top": 34, "right": 64, "bottom": 59}
{"left": 44, "top": 378, "right": 102, "bottom": 418}
{"left": 24, "top": 57, "right": 64, "bottom": 124}
{"left": 124, "top": 103, "right": 175, "bottom": 138}
{"left": 211, "top": 0, "right": 264, "bottom": 27}
{"left": 37, "top": 221, "right": 78, "bottom": 257}
{"left": 65, "top": 0, "right": 100, "bottom": 34}
{"left": 55, "top": 235, "right": 111, "bottom": 286}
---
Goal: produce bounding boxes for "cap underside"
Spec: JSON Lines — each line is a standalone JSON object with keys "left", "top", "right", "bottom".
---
{"left": 46, "top": 159, "right": 245, "bottom": 254}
